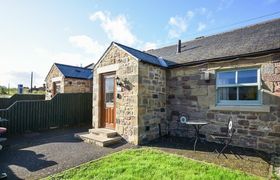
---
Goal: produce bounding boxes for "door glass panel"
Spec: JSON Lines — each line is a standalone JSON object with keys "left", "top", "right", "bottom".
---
{"left": 217, "top": 71, "right": 236, "bottom": 85}
{"left": 239, "top": 86, "right": 258, "bottom": 100}
{"left": 238, "top": 69, "right": 257, "bottom": 83}
{"left": 218, "top": 87, "right": 237, "bottom": 101}
{"left": 105, "top": 77, "right": 114, "bottom": 105}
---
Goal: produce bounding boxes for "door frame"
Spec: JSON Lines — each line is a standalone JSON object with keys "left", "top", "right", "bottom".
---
{"left": 100, "top": 72, "right": 116, "bottom": 129}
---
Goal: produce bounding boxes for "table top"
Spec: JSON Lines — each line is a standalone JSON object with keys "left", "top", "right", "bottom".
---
{"left": 185, "top": 121, "right": 208, "bottom": 125}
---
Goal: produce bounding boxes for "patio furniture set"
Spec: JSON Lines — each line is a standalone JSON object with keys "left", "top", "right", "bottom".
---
{"left": 180, "top": 114, "right": 234, "bottom": 157}
{"left": 0, "top": 117, "right": 8, "bottom": 179}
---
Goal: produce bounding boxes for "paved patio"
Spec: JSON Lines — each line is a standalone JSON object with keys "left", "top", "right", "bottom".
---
{"left": 0, "top": 127, "right": 133, "bottom": 180}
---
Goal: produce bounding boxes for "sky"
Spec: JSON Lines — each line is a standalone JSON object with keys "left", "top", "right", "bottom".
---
{"left": 0, "top": 0, "right": 280, "bottom": 88}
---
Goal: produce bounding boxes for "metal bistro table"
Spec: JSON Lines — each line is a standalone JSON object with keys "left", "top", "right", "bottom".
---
{"left": 185, "top": 121, "right": 208, "bottom": 151}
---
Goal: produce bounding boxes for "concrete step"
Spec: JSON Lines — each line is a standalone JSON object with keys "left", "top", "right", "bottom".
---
{"left": 78, "top": 133, "right": 122, "bottom": 147}
{"left": 89, "top": 128, "right": 117, "bottom": 138}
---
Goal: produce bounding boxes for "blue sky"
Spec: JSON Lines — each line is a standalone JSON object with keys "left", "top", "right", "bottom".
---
{"left": 0, "top": 0, "right": 280, "bottom": 87}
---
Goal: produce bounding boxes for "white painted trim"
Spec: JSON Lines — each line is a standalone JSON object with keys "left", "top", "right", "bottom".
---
{"left": 216, "top": 68, "right": 261, "bottom": 105}
{"left": 97, "top": 64, "right": 120, "bottom": 74}
{"left": 51, "top": 77, "right": 62, "bottom": 82}
{"left": 209, "top": 105, "right": 270, "bottom": 112}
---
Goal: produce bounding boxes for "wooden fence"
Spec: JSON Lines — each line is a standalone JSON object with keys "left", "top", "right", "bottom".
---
{"left": 0, "top": 93, "right": 92, "bottom": 135}
{"left": 0, "top": 94, "right": 45, "bottom": 109}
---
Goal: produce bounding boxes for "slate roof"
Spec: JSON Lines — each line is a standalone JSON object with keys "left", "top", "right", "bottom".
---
{"left": 114, "top": 42, "right": 168, "bottom": 67}
{"left": 147, "top": 18, "right": 280, "bottom": 67}
{"left": 55, "top": 63, "right": 93, "bottom": 79}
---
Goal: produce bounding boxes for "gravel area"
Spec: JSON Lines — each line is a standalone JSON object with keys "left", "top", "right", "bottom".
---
{"left": 0, "top": 127, "right": 133, "bottom": 180}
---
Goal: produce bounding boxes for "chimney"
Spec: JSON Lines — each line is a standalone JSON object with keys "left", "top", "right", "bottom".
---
{"left": 177, "top": 40, "right": 181, "bottom": 53}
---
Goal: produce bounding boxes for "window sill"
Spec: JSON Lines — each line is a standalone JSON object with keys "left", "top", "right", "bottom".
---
{"left": 209, "top": 105, "right": 270, "bottom": 112}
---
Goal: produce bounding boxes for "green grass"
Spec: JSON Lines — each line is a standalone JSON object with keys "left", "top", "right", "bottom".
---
{"left": 46, "top": 148, "right": 262, "bottom": 180}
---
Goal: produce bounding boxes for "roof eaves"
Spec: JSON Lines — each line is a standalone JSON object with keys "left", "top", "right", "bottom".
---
{"left": 168, "top": 47, "right": 280, "bottom": 69}
{"left": 114, "top": 42, "right": 170, "bottom": 68}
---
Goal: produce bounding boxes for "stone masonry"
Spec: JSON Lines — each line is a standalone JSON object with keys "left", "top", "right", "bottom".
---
{"left": 92, "top": 45, "right": 139, "bottom": 144}
{"left": 64, "top": 78, "right": 92, "bottom": 94}
{"left": 167, "top": 53, "right": 280, "bottom": 153}
{"left": 92, "top": 43, "right": 280, "bottom": 153}
{"left": 45, "top": 64, "right": 92, "bottom": 100}
{"left": 45, "top": 65, "right": 63, "bottom": 100}
{"left": 138, "top": 63, "right": 167, "bottom": 143}
{"left": 92, "top": 44, "right": 167, "bottom": 145}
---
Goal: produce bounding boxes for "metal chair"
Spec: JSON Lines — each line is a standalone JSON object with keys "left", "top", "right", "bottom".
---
{"left": 210, "top": 117, "right": 234, "bottom": 158}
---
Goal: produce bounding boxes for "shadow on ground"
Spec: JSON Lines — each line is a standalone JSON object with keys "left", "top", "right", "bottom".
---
{"left": 144, "top": 136, "right": 272, "bottom": 178}
{"left": 0, "top": 126, "right": 132, "bottom": 179}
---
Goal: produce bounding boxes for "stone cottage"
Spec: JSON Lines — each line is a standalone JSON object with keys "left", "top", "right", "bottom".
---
{"left": 45, "top": 63, "right": 93, "bottom": 100}
{"left": 81, "top": 18, "right": 280, "bottom": 153}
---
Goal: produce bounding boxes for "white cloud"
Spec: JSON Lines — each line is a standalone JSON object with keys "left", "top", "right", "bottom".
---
{"left": 217, "top": 0, "right": 234, "bottom": 11}
{"left": 186, "top": 11, "right": 195, "bottom": 19}
{"left": 143, "top": 42, "right": 157, "bottom": 51}
{"left": 197, "top": 22, "right": 206, "bottom": 32}
{"left": 34, "top": 48, "right": 93, "bottom": 66}
{"left": 69, "top": 35, "right": 105, "bottom": 59}
{"left": 168, "top": 10, "right": 194, "bottom": 38}
{"left": 168, "top": 16, "right": 187, "bottom": 38}
{"left": 89, "top": 11, "right": 137, "bottom": 45}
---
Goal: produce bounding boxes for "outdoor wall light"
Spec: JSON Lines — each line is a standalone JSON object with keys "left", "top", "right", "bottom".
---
{"left": 116, "top": 76, "right": 125, "bottom": 87}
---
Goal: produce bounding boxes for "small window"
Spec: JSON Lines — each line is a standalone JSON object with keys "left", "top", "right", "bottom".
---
{"left": 216, "top": 68, "right": 261, "bottom": 106}
{"left": 105, "top": 77, "right": 114, "bottom": 104}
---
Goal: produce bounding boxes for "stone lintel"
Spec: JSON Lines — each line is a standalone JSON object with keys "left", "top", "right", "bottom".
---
{"left": 97, "top": 64, "right": 120, "bottom": 74}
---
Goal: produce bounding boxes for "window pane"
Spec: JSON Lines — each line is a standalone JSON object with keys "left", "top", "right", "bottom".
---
{"left": 239, "top": 86, "right": 258, "bottom": 100}
{"left": 105, "top": 78, "right": 114, "bottom": 93}
{"left": 105, "top": 93, "right": 114, "bottom": 103}
{"left": 217, "top": 71, "right": 235, "bottom": 85}
{"left": 238, "top": 69, "right": 257, "bottom": 83}
{"left": 105, "top": 77, "right": 114, "bottom": 103}
{"left": 218, "top": 87, "right": 237, "bottom": 100}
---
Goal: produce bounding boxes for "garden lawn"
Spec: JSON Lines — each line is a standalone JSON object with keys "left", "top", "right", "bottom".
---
{"left": 46, "top": 148, "right": 262, "bottom": 180}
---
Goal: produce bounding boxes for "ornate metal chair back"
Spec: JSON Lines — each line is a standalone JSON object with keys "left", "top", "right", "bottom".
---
{"left": 227, "top": 117, "right": 233, "bottom": 137}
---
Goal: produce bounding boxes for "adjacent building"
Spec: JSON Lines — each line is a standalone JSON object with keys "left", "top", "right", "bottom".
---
{"left": 45, "top": 63, "right": 93, "bottom": 100}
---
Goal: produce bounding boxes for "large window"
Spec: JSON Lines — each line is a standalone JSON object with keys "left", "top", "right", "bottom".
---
{"left": 216, "top": 68, "right": 261, "bottom": 105}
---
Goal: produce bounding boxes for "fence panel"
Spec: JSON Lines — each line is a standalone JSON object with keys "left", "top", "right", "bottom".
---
{"left": 0, "top": 93, "right": 92, "bottom": 135}
{"left": 0, "top": 94, "right": 45, "bottom": 109}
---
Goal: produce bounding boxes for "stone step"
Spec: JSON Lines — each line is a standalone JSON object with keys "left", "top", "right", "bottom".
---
{"left": 78, "top": 133, "right": 122, "bottom": 147}
{"left": 89, "top": 128, "right": 117, "bottom": 138}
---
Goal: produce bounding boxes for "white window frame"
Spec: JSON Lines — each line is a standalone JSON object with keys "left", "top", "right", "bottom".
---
{"left": 216, "top": 68, "right": 261, "bottom": 106}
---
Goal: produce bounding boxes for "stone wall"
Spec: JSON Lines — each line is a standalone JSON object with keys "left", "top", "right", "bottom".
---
{"left": 45, "top": 65, "right": 93, "bottom": 100}
{"left": 138, "top": 63, "right": 167, "bottom": 144}
{"left": 45, "top": 65, "right": 65, "bottom": 100}
{"left": 64, "top": 78, "right": 92, "bottom": 94}
{"left": 92, "top": 45, "right": 139, "bottom": 144}
{"left": 167, "top": 53, "right": 280, "bottom": 153}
